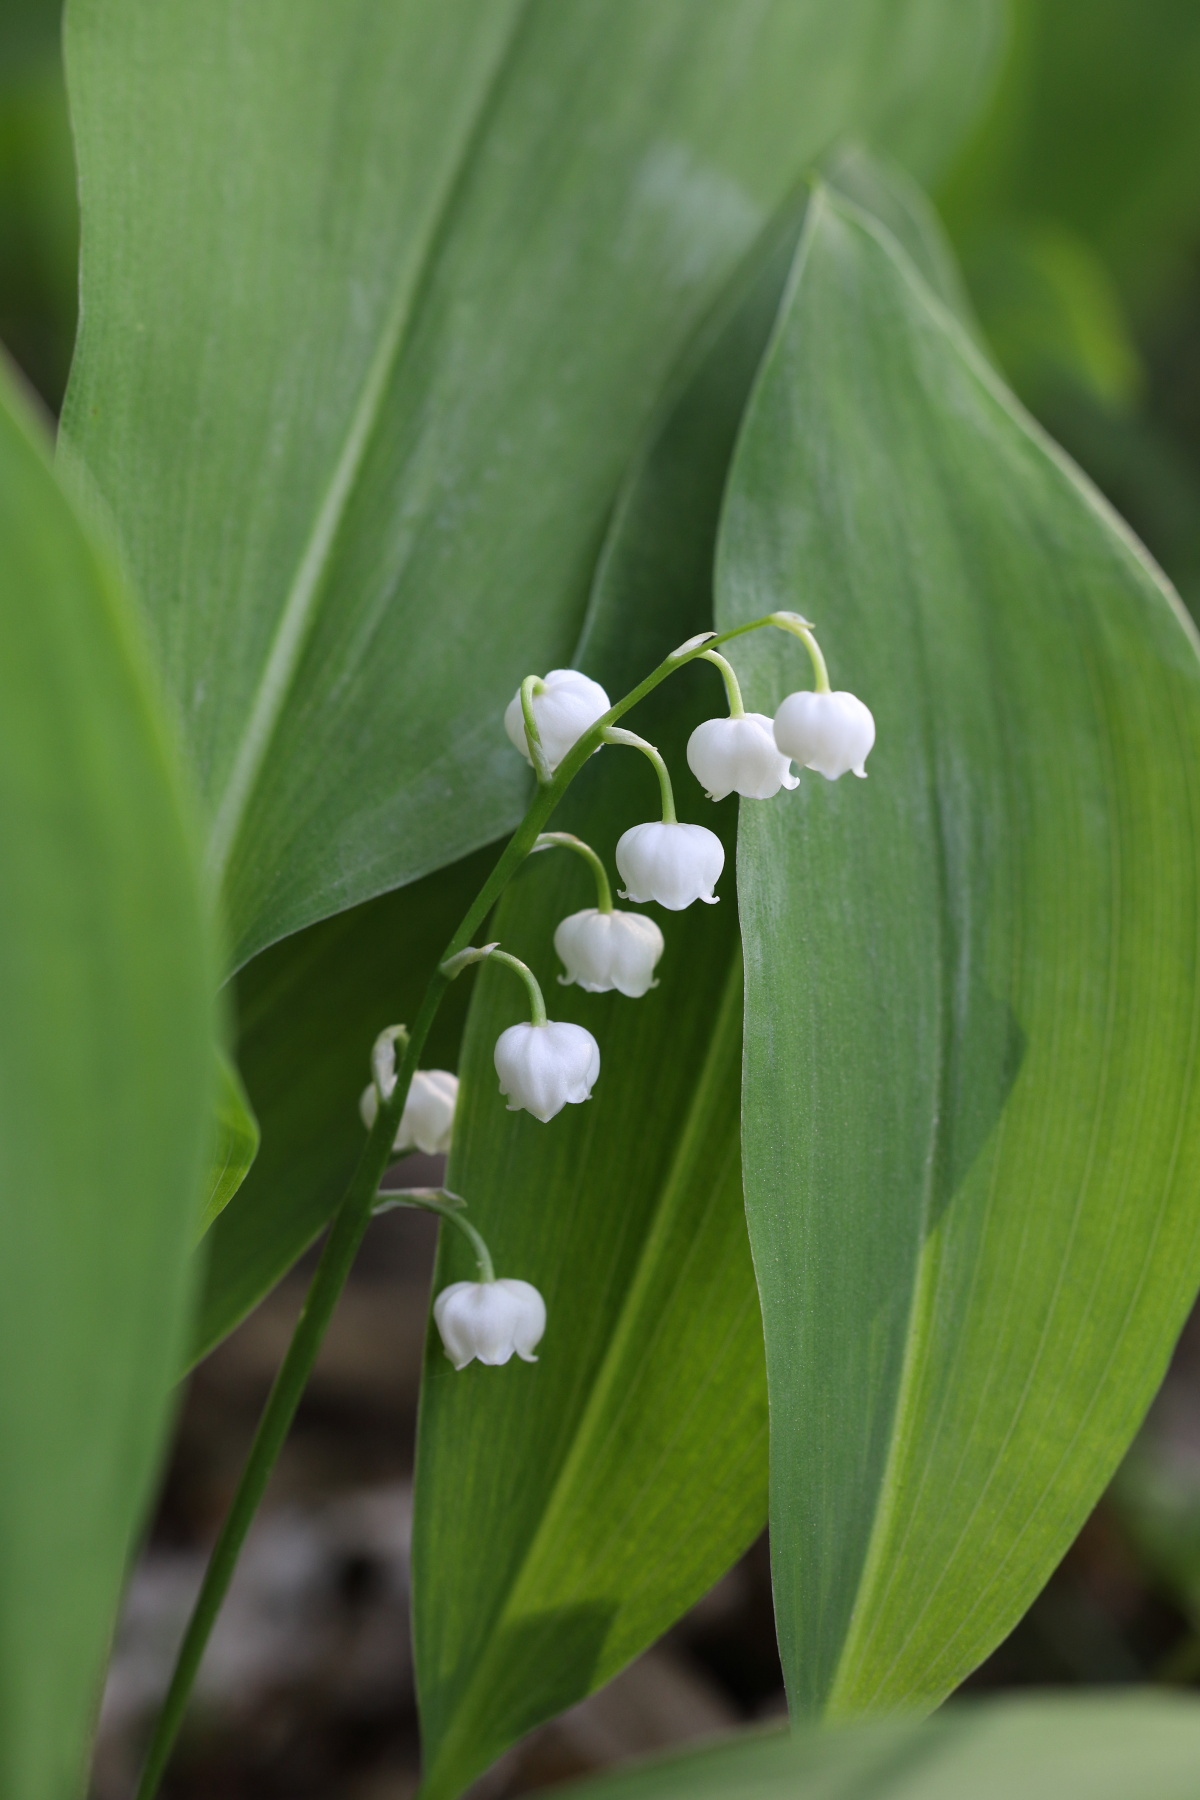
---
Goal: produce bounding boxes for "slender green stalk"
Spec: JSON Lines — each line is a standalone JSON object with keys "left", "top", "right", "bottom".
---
{"left": 699, "top": 648, "right": 746, "bottom": 717}
{"left": 534, "top": 831, "right": 614, "bottom": 911}
{"left": 134, "top": 606, "right": 822, "bottom": 1799}
{"left": 441, "top": 943, "right": 547, "bottom": 1025}
{"left": 518, "top": 674, "right": 552, "bottom": 784}
{"left": 601, "top": 726, "right": 677, "bottom": 822}
{"left": 372, "top": 1188, "right": 495, "bottom": 1281}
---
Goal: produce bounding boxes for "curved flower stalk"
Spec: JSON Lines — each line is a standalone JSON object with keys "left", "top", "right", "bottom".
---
{"left": 687, "top": 649, "right": 798, "bottom": 800}
{"left": 441, "top": 941, "right": 601, "bottom": 1120}
{"left": 534, "top": 831, "right": 664, "bottom": 996}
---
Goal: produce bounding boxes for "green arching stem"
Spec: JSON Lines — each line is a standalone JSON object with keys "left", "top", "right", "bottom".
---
{"left": 373, "top": 1189, "right": 496, "bottom": 1282}
{"left": 441, "top": 942, "right": 547, "bottom": 1026}
{"left": 601, "top": 726, "right": 677, "bottom": 823}
{"left": 519, "top": 674, "right": 552, "bottom": 784}
{"left": 700, "top": 648, "right": 746, "bottom": 718}
{"left": 765, "top": 610, "right": 830, "bottom": 693}
{"left": 134, "top": 605, "right": 826, "bottom": 1800}
{"left": 534, "top": 831, "right": 614, "bottom": 912}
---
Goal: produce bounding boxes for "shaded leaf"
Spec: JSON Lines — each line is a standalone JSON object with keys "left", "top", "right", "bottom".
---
{"left": 409, "top": 208, "right": 810, "bottom": 1800}
{"left": 551, "top": 1695, "right": 1200, "bottom": 1800}
{"left": 0, "top": 363, "right": 213, "bottom": 1795}
{"left": 718, "top": 189, "right": 1200, "bottom": 1716}
{"left": 195, "top": 1050, "right": 260, "bottom": 1241}
{"left": 61, "top": 0, "right": 999, "bottom": 966}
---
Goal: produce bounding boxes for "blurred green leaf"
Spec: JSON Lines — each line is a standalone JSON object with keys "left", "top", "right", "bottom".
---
{"left": 719, "top": 189, "right": 1200, "bottom": 1717}
{"left": 195, "top": 1050, "right": 260, "bottom": 1241}
{"left": 0, "top": 360, "right": 213, "bottom": 1794}
{"left": 60, "top": 0, "right": 999, "bottom": 969}
{"left": 192, "top": 844, "right": 495, "bottom": 1362}
{"left": 552, "top": 1695, "right": 1200, "bottom": 1800}
{"left": 409, "top": 206, "right": 813, "bottom": 1800}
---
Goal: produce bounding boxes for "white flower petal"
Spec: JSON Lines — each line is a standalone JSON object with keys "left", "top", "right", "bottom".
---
{"left": 395, "top": 1068, "right": 459, "bottom": 1155}
{"left": 504, "top": 669, "right": 611, "bottom": 771}
{"left": 494, "top": 1019, "right": 600, "bottom": 1121}
{"left": 553, "top": 908, "right": 664, "bottom": 997}
{"left": 773, "top": 690, "right": 875, "bottom": 780}
{"left": 686, "top": 713, "right": 797, "bottom": 800}
{"left": 615, "top": 821, "right": 725, "bottom": 910}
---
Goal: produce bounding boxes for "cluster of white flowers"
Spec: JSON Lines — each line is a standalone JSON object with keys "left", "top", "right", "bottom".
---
{"left": 369, "top": 631, "right": 872, "bottom": 1374}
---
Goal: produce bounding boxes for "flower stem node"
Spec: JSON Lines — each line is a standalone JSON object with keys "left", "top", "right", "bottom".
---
{"left": 554, "top": 908, "right": 664, "bottom": 997}
{"left": 616, "top": 821, "right": 725, "bottom": 910}
{"left": 504, "top": 669, "right": 611, "bottom": 773}
{"left": 359, "top": 1068, "right": 459, "bottom": 1154}
{"left": 687, "top": 714, "right": 800, "bottom": 801}
{"left": 433, "top": 1278, "right": 547, "bottom": 1370}
{"left": 494, "top": 1019, "right": 600, "bottom": 1121}
{"left": 773, "top": 689, "right": 875, "bottom": 780}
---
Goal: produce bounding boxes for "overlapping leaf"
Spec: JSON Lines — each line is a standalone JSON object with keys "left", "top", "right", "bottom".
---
{"left": 0, "top": 364, "right": 213, "bottom": 1796}
{"left": 552, "top": 1696, "right": 1200, "bottom": 1800}
{"left": 408, "top": 213, "right": 810, "bottom": 1800}
{"left": 61, "top": 0, "right": 999, "bottom": 967}
{"left": 719, "top": 189, "right": 1200, "bottom": 1716}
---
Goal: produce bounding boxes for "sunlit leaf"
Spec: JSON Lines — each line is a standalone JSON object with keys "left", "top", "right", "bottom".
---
{"left": 718, "top": 188, "right": 1200, "bottom": 1716}
{"left": 0, "top": 362, "right": 213, "bottom": 1795}
{"left": 61, "top": 0, "right": 999, "bottom": 967}
{"left": 195, "top": 1051, "right": 260, "bottom": 1242}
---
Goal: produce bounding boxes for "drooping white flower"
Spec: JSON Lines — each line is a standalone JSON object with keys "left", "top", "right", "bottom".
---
{"left": 773, "top": 690, "right": 875, "bottom": 780}
{"left": 433, "top": 1278, "right": 546, "bottom": 1370}
{"left": 554, "top": 908, "right": 664, "bottom": 997}
{"left": 504, "top": 669, "right": 611, "bottom": 772}
{"left": 494, "top": 1019, "right": 600, "bottom": 1121}
{"left": 687, "top": 713, "right": 800, "bottom": 801}
{"left": 615, "top": 821, "right": 724, "bottom": 910}
{"left": 359, "top": 1068, "right": 459, "bottom": 1154}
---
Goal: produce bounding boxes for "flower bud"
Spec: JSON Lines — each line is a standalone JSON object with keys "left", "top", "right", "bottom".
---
{"left": 504, "top": 669, "right": 611, "bottom": 772}
{"left": 494, "top": 1019, "right": 600, "bottom": 1121}
{"left": 615, "top": 821, "right": 724, "bottom": 910}
{"left": 773, "top": 690, "right": 875, "bottom": 780}
{"left": 359, "top": 1068, "right": 459, "bottom": 1154}
{"left": 687, "top": 713, "right": 800, "bottom": 801}
{"left": 433, "top": 1278, "right": 546, "bottom": 1370}
{"left": 554, "top": 908, "right": 664, "bottom": 997}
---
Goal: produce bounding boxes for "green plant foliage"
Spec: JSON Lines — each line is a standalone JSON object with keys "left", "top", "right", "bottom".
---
{"left": 408, "top": 208, "right": 816, "bottom": 1800}
{"left": 0, "top": 362, "right": 213, "bottom": 1797}
{"left": 192, "top": 845, "right": 495, "bottom": 1361}
{"left": 719, "top": 188, "right": 1200, "bottom": 1717}
{"left": 60, "top": 0, "right": 999, "bottom": 969}
{"left": 550, "top": 1695, "right": 1200, "bottom": 1800}
{"left": 195, "top": 1051, "right": 260, "bottom": 1242}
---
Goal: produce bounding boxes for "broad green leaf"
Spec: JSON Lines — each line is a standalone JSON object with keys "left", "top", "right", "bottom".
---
{"left": 193, "top": 845, "right": 495, "bottom": 1362}
{"left": 195, "top": 1050, "right": 260, "bottom": 1241}
{"left": 61, "top": 0, "right": 999, "bottom": 967}
{"left": 718, "top": 188, "right": 1200, "bottom": 1717}
{"left": 0, "top": 363, "right": 213, "bottom": 1795}
{"left": 552, "top": 1695, "right": 1200, "bottom": 1800}
{"left": 409, "top": 210, "right": 811, "bottom": 1800}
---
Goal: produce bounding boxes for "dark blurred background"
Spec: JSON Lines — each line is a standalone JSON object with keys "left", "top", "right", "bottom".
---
{"left": 10, "top": 2, "right": 1200, "bottom": 1795}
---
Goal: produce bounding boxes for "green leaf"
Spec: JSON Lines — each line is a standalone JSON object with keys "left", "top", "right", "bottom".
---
{"left": 549, "top": 1695, "right": 1200, "bottom": 1800}
{"left": 195, "top": 1050, "right": 260, "bottom": 1241}
{"left": 0, "top": 363, "right": 213, "bottom": 1794}
{"left": 409, "top": 207, "right": 813, "bottom": 1800}
{"left": 718, "top": 187, "right": 1200, "bottom": 1717}
{"left": 193, "top": 844, "right": 496, "bottom": 1362}
{"left": 60, "top": 0, "right": 999, "bottom": 967}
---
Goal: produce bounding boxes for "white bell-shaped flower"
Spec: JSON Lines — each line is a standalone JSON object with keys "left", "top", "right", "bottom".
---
{"left": 359, "top": 1068, "right": 459, "bottom": 1154}
{"left": 773, "top": 690, "right": 875, "bottom": 780}
{"left": 504, "top": 669, "right": 611, "bottom": 772}
{"left": 687, "top": 713, "right": 800, "bottom": 801}
{"left": 554, "top": 908, "right": 664, "bottom": 998}
{"left": 616, "top": 821, "right": 724, "bottom": 910}
{"left": 494, "top": 1019, "right": 600, "bottom": 1121}
{"left": 433, "top": 1278, "right": 546, "bottom": 1370}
